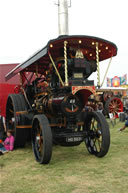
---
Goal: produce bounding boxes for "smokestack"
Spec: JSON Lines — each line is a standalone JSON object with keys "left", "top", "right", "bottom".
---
{"left": 57, "top": 0, "right": 70, "bottom": 36}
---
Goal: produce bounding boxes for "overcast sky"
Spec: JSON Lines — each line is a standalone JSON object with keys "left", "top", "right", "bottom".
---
{"left": 0, "top": 0, "right": 127, "bottom": 87}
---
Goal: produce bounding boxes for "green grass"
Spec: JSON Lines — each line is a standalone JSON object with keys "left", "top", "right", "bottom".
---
{"left": 0, "top": 119, "right": 128, "bottom": 193}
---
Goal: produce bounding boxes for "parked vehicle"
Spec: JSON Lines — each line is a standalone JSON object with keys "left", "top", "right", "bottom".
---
{"left": 88, "top": 89, "right": 124, "bottom": 117}
{"left": 5, "top": 35, "right": 117, "bottom": 164}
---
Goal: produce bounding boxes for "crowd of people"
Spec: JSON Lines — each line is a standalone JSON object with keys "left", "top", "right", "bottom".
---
{"left": 0, "top": 109, "right": 14, "bottom": 155}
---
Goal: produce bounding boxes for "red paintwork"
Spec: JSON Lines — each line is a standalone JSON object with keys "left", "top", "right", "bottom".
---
{"left": 108, "top": 97, "right": 123, "bottom": 118}
{"left": 72, "top": 85, "right": 96, "bottom": 106}
{"left": 0, "top": 64, "right": 19, "bottom": 117}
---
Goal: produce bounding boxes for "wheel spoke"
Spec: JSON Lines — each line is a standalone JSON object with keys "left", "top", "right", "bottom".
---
{"left": 89, "top": 117, "right": 102, "bottom": 152}
{"left": 9, "top": 109, "right": 14, "bottom": 113}
{"left": 93, "top": 127, "right": 102, "bottom": 153}
{"left": 35, "top": 124, "right": 44, "bottom": 156}
{"left": 107, "top": 97, "right": 123, "bottom": 115}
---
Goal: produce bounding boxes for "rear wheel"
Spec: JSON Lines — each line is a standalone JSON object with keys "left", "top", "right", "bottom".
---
{"left": 84, "top": 111, "right": 110, "bottom": 157}
{"left": 105, "top": 97, "right": 123, "bottom": 117}
{"left": 32, "top": 114, "right": 52, "bottom": 164}
{"left": 6, "top": 94, "right": 27, "bottom": 147}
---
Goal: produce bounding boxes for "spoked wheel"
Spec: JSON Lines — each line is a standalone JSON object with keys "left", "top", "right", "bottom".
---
{"left": 32, "top": 114, "right": 52, "bottom": 164}
{"left": 105, "top": 97, "right": 123, "bottom": 117}
{"left": 85, "top": 111, "right": 110, "bottom": 157}
{"left": 6, "top": 94, "right": 27, "bottom": 147}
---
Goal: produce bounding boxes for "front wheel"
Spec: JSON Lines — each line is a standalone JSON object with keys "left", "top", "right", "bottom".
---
{"left": 84, "top": 111, "right": 110, "bottom": 157}
{"left": 32, "top": 114, "right": 52, "bottom": 164}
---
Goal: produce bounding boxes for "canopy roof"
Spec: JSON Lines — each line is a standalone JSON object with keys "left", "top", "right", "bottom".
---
{"left": 96, "top": 87, "right": 127, "bottom": 92}
{"left": 5, "top": 35, "right": 117, "bottom": 81}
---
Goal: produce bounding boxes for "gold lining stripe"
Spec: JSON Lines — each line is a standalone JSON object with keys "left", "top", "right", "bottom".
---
{"left": 16, "top": 125, "right": 32, "bottom": 129}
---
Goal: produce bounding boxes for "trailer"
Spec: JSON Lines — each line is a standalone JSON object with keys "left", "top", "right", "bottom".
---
{"left": 0, "top": 63, "right": 19, "bottom": 117}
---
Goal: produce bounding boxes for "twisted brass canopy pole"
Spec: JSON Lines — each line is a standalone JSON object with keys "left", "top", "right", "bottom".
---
{"left": 64, "top": 41, "right": 68, "bottom": 86}
{"left": 96, "top": 42, "right": 100, "bottom": 88}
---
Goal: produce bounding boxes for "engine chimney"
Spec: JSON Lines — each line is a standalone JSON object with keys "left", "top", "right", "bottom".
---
{"left": 57, "top": 0, "right": 71, "bottom": 36}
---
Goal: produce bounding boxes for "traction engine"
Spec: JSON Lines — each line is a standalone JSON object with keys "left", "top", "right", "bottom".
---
{"left": 5, "top": 35, "right": 117, "bottom": 164}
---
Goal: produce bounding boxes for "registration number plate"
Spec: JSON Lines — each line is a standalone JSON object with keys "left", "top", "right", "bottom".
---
{"left": 66, "top": 137, "right": 83, "bottom": 142}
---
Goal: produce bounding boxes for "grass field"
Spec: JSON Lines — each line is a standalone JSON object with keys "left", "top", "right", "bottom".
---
{"left": 0, "top": 119, "right": 128, "bottom": 193}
